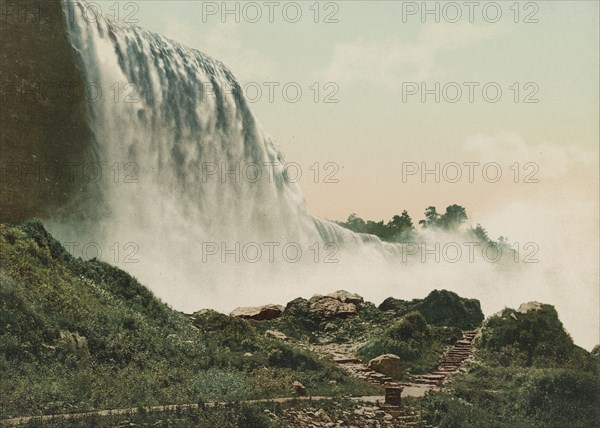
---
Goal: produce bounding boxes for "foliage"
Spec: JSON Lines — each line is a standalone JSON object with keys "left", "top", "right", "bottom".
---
{"left": 358, "top": 311, "right": 459, "bottom": 375}
{"left": 336, "top": 210, "right": 414, "bottom": 242}
{"left": 420, "top": 303, "right": 600, "bottom": 428}
{"left": 378, "top": 289, "right": 484, "bottom": 330}
{"left": 337, "top": 205, "right": 508, "bottom": 248}
{"left": 480, "top": 305, "right": 578, "bottom": 367}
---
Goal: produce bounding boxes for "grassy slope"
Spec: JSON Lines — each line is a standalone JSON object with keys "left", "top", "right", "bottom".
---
{"left": 419, "top": 305, "right": 600, "bottom": 428}
{"left": 0, "top": 221, "right": 376, "bottom": 418}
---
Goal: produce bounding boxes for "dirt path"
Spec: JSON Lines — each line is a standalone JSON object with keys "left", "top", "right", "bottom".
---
{"left": 0, "top": 396, "right": 381, "bottom": 427}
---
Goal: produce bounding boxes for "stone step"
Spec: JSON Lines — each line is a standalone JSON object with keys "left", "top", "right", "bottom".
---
{"left": 413, "top": 378, "right": 441, "bottom": 385}
{"left": 420, "top": 374, "right": 446, "bottom": 380}
{"left": 332, "top": 357, "right": 362, "bottom": 364}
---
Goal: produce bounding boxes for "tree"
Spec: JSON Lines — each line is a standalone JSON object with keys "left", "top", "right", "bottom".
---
{"left": 419, "top": 206, "right": 440, "bottom": 229}
{"left": 388, "top": 210, "right": 414, "bottom": 240}
{"left": 471, "top": 223, "right": 491, "bottom": 244}
{"left": 365, "top": 220, "right": 388, "bottom": 238}
{"left": 341, "top": 213, "right": 366, "bottom": 233}
{"left": 439, "top": 205, "right": 467, "bottom": 232}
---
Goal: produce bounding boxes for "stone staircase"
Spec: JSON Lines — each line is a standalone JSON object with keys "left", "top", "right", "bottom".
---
{"left": 319, "top": 329, "right": 479, "bottom": 389}
{"left": 409, "top": 330, "right": 478, "bottom": 387}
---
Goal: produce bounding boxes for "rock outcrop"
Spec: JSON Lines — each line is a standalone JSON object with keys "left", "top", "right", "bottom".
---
{"left": 517, "top": 301, "right": 544, "bottom": 313}
{"left": 0, "top": 0, "right": 97, "bottom": 223}
{"left": 308, "top": 296, "right": 358, "bottom": 319}
{"left": 230, "top": 304, "right": 284, "bottom": 320}
{"left": 379, "top": 289, "right": 484, "bottom": 330}
{"left": 284, "top": 297, "right": 311, "bottom": 318}
{"left": 326, "top": 290, "right": 364, "bottom": 305}
{"left": 284, "top": 290, "right": 364, "bottom": 320}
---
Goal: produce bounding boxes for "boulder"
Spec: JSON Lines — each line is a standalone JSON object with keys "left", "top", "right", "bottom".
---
{"left": 57, "top": 330, "right": 89, "bottom": 357}
{"left": 230, "top": 304, "right": 284, "bottom": 321}
{"left": 308, "top": 296, "right": 357, "bottom": 319}
{"left": 292, "top": 381, "right": 306, "bottom": 396}
{"left": 265, "top": 329, "right": 288, "bottom": 341}
{"left": 284, "top": 297, "right": 311, "bottom": 317}
{"left": 368, "top": 354, "right": 402, "bottom": 379}
{"left": 326, "top": 290, "right": 364, "bottom": 305}
{"left": 517, "top": 301, "right": 543, "bottom": 314}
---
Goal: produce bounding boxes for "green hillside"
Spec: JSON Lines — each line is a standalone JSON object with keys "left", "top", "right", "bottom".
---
{"left": 0, "top": 221, "right": 375, "bottom": 419}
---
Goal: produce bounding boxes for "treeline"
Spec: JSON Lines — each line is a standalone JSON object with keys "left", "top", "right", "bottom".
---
{"left": 336, "top": 204, "right": 506, "bottom": 245}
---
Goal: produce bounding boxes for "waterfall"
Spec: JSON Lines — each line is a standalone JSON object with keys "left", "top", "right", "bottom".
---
{"left": 53, "top": 0, "right": 397, "bottom": 309}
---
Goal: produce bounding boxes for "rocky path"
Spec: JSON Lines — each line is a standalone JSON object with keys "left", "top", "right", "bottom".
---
{"left": 282, "top": 403, "right": 433, "bottom": 428}
{"left": 313, "top": 330, "right": 479, "bottom": 395}
{"left": 309, "top": 343, "right": 398, "bottom": 386}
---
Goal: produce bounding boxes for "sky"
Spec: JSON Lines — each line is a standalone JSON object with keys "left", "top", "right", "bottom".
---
{"left": 89, "top": 0, "right": 599, "bottom": 349}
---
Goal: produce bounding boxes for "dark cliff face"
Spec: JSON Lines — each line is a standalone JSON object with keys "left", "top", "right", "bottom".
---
{"left": 0, "top": 0, "right": 95, "bottom": 223}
